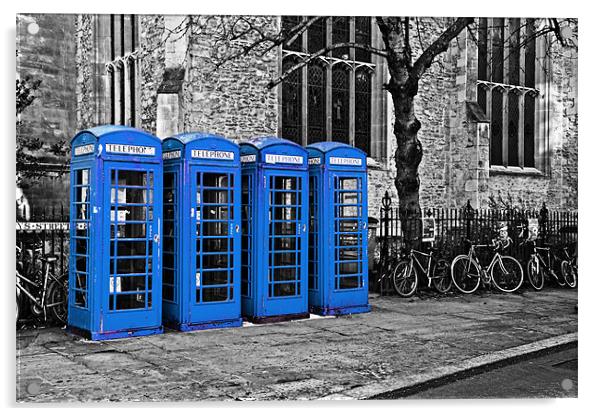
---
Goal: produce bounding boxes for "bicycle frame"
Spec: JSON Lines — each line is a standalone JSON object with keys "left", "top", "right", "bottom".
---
{"left": 466, "top": 245, "right": 506, "bottom": 284}
{"left": 16, "top": 260, "right": 64, "bottom": 319}
{"left": 407, "top": 249, "right": 432, "bottom": 276}
{"left": 537, "top": 246, "right": 565, "bottom": 280}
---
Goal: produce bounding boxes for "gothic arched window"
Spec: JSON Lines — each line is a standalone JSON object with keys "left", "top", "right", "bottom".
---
{"left": 307, "top": 62, "right": 327, "bottom": 143}
{"left": 281, "top": 57, "right": 303, "bottom": 144}
{"left": 280, "top": 16, "right": 384, "bottom": 157}
{"left": 477, "top": 18, "right": 541, "bottom": 169}
{"left": 354, "top": 68, "right": 372, "bottom": 154}
{"left": 102, "top": 14, "right": 138, "bottom": 127}
{"left": 331, "top": 64, "right": 350, "bottom": 143}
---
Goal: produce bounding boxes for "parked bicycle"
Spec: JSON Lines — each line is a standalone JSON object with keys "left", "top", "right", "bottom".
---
{"left": 392, "top": 242, "right": 452, "bottom": 297}
{"left": 451, "top": 237, "right": 524, "bottom": 294}
{"left": 16, "top": 245, "right": 68, "bottom": 325}
{"left": 559, "top": 243, "right": 577, "bottom": 288}
{"left": 375, "top": 240, "right": 407, "bottom": 296}
{"left": 517, "top": 225, "right": 576, "bottom": 290}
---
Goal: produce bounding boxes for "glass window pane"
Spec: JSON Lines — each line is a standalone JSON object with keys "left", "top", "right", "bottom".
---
{"left": 332, "top": 16, "right": 350, "bottom": 59}
{"left": 272, "top": 192, "right": 297, "bottom": 206}
{"left": 272, "top": 222, "right": 296, "bottom": 236}
{"left": 338, "top": 248, "right": 360, "bottom": 261}
{"left": 115, "top": 293, "right": 145, "bottom": 310}
{"left": 272, "top": 267, "right": 297, "bottom": 282}
{"left": 274, "top": 252, "right": 297, "bottom": 267}
{"left": 282, "top": 16, "right": 302, "bottom": 52}
{"left": 115, "top": 240, "right": 147, "bottom": 256}
{"left": 355, "top": 69, "right": 372, "bottom": 154}
{"left": 281, "top": 57, "right": 303, "bottom": 144}
{"left": 203, "top": 238, "right": 230, "bottom": 253}
{"left": 339, "top": 276, "right": 359, "bottom": 289}
{"left": 115, "top": 275, "right": 147, "bottom": 292}
{"left": 203, "top": 173, "right": 229, "bottom": 188}
{"left": 75, "top": 272, "right": 88, "bottom": 290}
{"left": 332, "top": 65, "right": 350, "bottom": 143}
{"left": 338, "top": 206, "right": 360, "bottom": 218}
{"left": 337, "top": 219, "right": 359, "bottom": 232}
{"left": 273, "top": 283, "right": 297, "bottom": 297}
{"left": 270, "top": 237, "right": 297, "bottom": 251}
{"left": 202, "top": 287, "right": 228, "bottom": 302}
{"left": 113, "top": 258, "right": 148, "bottom": 274}
{"left": 203, "top": 221, "right": 229, "bottom": 236}
{"left": 76, "top": 203, "right": 90, "bottom": 220}
{"left": 202, "top": 254, "right": 230, "bottom": 269}
{"left": 338, "top": 178, "right": 359, "bottom": 190}
{"left": 354, "top": 17, "right": 372, "bottom": 62}
{"left": 75, "top": 290, "right": 87, "bottom": 307}
{"left": 273, "top": 206, "right": 297, "bottom": 221}
{"left": 338, "top": 262, "right": 359, "bottom": 275}
{"left": 75, "top": 256, "right": 87, "bottom": 272}
{"left": 308, "top": 63, "right": 326, "bottom": 143}
{"left": 338, "top": 234, "right": 359, "bottom": 246}
{"left": 203, "top": 189, "right": 229, "bottom": 204}
{"left": 112, "top": 223, "right": 146, "bottom": 239}
{"left": 77, "top": 169, "right": 90, "bottom": 186}
{"left": 202, "top": 270, "right": 229, "bottom": 286}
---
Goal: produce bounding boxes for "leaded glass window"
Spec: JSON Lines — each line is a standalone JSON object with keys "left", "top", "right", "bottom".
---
{"left": 281, "top": 57, "right": 303, "bottom": 144}
{"left": 280, "top": 16, "right": 381, "bottom": 156}
{"left": 354, "top": 17, "right": 372, "bottom": 62}
{"left": 332, "top": 65, "right": 350, "bottom": 143}
{"left": 332, "top": 17, "right": 350, "bottom": 59}
{"left": 105, "top": 14, "right": 138, "bottom": 127}
{"left": 308, "top": 16, "right": 326, "bottom": 54}
{"left": 308, "top": 62, "right": 327, "bottom": 143}
{"left": 355, "top": 68, "right": 371, "bottom": 154}
{"left": 477, "top": 18, "right": 539, "bottom": 169}
{"left": 282, "top": 16, "right": 303, "bottom": 52}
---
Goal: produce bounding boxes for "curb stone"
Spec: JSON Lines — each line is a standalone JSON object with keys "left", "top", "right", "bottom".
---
{"left": 319, "top": 332, "right": 577, "bottom": 400}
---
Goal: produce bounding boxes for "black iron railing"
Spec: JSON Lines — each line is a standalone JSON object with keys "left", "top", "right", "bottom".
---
{"left": 16, "top": 205, "right": 69, "bottom": 277}
{"left": 374, "top": 195, "right": 578, "bottom": 294}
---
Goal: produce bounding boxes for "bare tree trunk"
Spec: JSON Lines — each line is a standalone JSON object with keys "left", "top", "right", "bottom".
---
{"left": 391, "top": 92, "right": 422, "bottom": 213}
{"left": 389, "top": 86, "right": 423, "bottom": 245}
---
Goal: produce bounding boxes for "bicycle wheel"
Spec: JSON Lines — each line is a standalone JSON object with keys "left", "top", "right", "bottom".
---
{"left": 432, "top": 259, "right": 453, "bottom": 293}
{"left": 526, "top": 258, "right": 545, "bottom": 291}
{"left": 392, "top": 260, "right": 418, "bottom": 297}
{"left": 491, "top": 256, "right": 524, "bottom": 293}
{"left": 451, "top": 255, "right": 480, "bottom": 294}
{"left": 561, "top": 260, "right": 577, "bottom": 288}
{"left": 46, "top": 275, "right": 68, "bottom": 324}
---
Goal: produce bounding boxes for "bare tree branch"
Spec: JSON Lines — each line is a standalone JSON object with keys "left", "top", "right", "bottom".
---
{"left": 409, "top": 17, "right": 474, "bottom": 87}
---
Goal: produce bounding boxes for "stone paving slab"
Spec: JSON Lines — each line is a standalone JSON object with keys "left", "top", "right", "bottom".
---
{"left": 16, "top": 288, "right": 577, "bottom": 402}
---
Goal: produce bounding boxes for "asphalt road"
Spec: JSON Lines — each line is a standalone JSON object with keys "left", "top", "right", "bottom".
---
{"left": 404, "top": 346, "right": 578, "bottom": 399}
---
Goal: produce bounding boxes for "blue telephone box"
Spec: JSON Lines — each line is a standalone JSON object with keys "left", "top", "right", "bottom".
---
{"left": 161, "top": 132, "right": 242, "bottom": 331}
{"left": 240, "top": 137, "right": 309, "bottom": 323}
{"left": 306, "top": 142, "right": 370, "bottom": 316}
{"left": 68, "top": 125, "right": 163, "bottom": 340}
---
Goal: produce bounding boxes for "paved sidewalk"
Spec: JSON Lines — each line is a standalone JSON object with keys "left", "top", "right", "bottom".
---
{"left": 16, "top": 288, "right": 577, "bottom": 402}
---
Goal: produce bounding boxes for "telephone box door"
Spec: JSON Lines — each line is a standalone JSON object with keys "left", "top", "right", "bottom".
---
{"left": 263, "top": 170, "right": 308, "bottom": 316}
{"left": 189, "top": 166, "right": 240, "bottom": 321}
{"left": 102, "top": 162, "right": 162, "bottom": 331}
{"left": 329, "top": 172, "right": 368, "bottom": 308}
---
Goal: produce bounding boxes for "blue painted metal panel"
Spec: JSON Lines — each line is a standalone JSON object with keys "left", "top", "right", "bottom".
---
{"left": 161, "top": 132, "right": 242, "bottom": 331}
{"left": 306, "top": 142, "right": 371, "bottom": 316}
{"left": 240, "top": 137, "right": 309, "bottom": 322}
{"left": 67, "top": 125, "right": 164, "bottom": 340}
